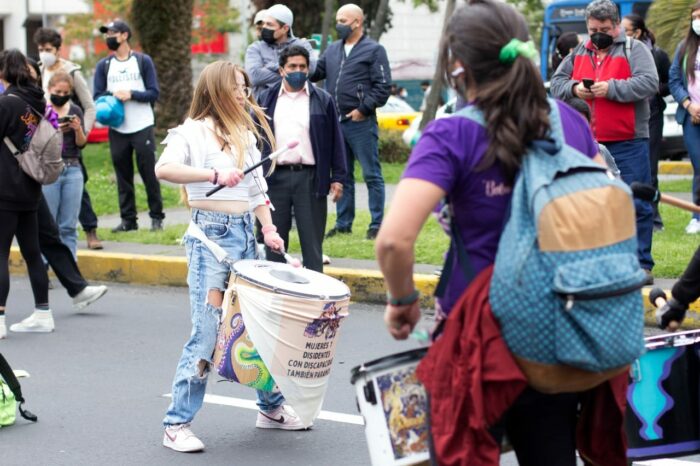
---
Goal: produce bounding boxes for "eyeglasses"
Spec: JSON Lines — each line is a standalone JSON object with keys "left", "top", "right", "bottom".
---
{"left": 234, "top": 86, "right": 252, "bottom": 98}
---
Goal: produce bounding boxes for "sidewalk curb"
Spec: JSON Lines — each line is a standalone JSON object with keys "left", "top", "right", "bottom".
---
{"left": 659, "top": 161, "right": 692, "bottom": 175}
{"left": 11, "top": 248, "right": 699, "bottom": 329}
{"left": 9, "top": 247, "right": 439, "bottom": 307}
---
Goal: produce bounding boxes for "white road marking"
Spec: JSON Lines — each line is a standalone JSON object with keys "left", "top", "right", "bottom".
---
{"left": 163, "top": 393, "right": 365, "bottom": 426}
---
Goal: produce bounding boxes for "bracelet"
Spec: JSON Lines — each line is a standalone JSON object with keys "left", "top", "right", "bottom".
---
{"left": 261, "top": 224, "right": 277, "bottom": 234}
{"left": 210, "top": 168, "right": 219, "bottom": 184}
{"left": 387, "top": 289, "right": 420, "bottom": 306}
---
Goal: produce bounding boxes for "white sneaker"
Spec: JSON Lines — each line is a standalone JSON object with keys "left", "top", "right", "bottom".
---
{"left": 0, "top": 316, "right": 6, "bottom": 339}
{"left": 163, "top": 423, "right": 205, "bottom": 452}
{"left": 72, "top": 285, "right": 108, "bottom": 311}
{"left": 9, "top": 310, "right": 54, "bottom": 333}
{"left": 686, "top": 219, "right": 700, "bottom": 234}
{"left": 256, "top": 405, "right": 310, "bottom": 431}
{"left": 322, "top": 254, "right": 331, "bottom": 265}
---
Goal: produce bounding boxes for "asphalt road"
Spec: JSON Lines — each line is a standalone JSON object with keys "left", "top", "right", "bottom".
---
{"left": 1, "top": 278, "right": 700, "bottom": 465}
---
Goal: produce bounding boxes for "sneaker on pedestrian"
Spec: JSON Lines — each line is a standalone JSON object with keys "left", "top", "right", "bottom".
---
{"left": 0, "top": 316, "right": 6, "bottom": 339}
{"left": 9, "top": 310, "right": 54, "bottom": 333}
{"left": 151, "top": 218, "right": 164, "bottom": 231}
{"left": 687, "top": 219, "right": 700, "bottom": 234}
{"left": 111, "top": 220, "right": 138, "bottom": 233}
{"left": 256, "top": 405, "right": 310, "bottom": 431}
{"left": 643, "top": 269, "right": 654, "bottom": 286}
{"left": 322, "top": 254, "right": 331, "bottom": 265}
{"left": 86, "top": 229, "right": 104, "bottom": 250}
{"left": 163, "top": 423, "right": 205, "bottom": 452}
{"left": 72, "top": 285, "right": 108, "bottom": 311}
{"left": 325, "top": 226, "right": 351, "bottom": 238}
{"left": 366, "top": 228, "right": 380, "bottom": 240}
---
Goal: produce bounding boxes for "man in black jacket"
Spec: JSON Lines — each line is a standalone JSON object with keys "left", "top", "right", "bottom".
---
{"left": 258, "top": 46, "right": 347, "bottom": 272}
{"left": 311, "top": 3, "right": 391, "bottom": 240}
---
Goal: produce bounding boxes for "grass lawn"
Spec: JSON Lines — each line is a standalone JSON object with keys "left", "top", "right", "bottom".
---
{"left": 353, "top": 162, "right": 405, "bottom": 185}
{"left": 88, "top": 210, "right": 450, "bottom": 265}
{"left": 659, "top": 178, "right": 692, "bottom": 193}
{"left": 82, "top": 143, "right": 182, "bottom": 216}
{"left": 652, "top": 203, "right": 700, "bottom": 278}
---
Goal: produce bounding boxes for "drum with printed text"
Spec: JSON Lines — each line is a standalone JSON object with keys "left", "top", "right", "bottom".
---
{"left": 212, "top": 260, "right": 351, "bottom": 427}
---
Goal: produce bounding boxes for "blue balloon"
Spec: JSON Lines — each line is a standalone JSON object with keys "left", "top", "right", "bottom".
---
{"left": 95, "top": 95, "right": 125, "bottom": 127}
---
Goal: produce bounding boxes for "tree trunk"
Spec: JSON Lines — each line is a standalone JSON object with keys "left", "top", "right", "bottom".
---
{"left": 419, "top": 0, "right": 456, "bottom": 131}
{"left": 320, "top": 0, "right": 335, "bottom": 53}
{"left": 370, "top": 0, "right": 390, "bottom": 42}
{"left": 131, "top": 0, "right": 194, "bottom": 137}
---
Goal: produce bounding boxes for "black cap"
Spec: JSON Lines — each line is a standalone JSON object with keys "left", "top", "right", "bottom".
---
{"left": 99, "top": 20, "right": 131, "bottom": 38}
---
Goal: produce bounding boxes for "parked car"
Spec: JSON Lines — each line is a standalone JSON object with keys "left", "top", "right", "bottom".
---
{"left": 377, "top": 96, "right": 420, "bottom": 131}
{"left": 661, "top": 97, "right": 686, "bottom": 161}
{"left": 402, "top": 98, "right": 457, "bottom": 147}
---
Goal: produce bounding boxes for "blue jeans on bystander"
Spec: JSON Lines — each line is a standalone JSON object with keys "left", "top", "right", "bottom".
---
{"left": 42, "top": 165, "right": 84, "bottom": 259}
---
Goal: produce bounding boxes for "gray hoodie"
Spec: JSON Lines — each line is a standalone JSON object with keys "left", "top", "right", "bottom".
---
{"left": 245, "top": 37, "right": 316, "bottom": 99}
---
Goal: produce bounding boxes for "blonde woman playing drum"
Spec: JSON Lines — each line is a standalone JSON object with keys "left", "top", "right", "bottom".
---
{"left": 155, "top": 61, "right": 306, "bottom": 453}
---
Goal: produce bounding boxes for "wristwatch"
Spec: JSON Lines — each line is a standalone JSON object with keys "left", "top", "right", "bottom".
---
{"left": 387, "top": 289, "right": 420, "bottom": 306}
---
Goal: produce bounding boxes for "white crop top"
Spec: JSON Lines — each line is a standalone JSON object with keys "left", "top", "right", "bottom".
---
{"left": 156, "top": 118, "right": 268, "bottom": 208}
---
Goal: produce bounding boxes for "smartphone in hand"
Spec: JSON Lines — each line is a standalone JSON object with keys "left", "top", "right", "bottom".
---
{"left": 58, "top": 115, "right": 76, "bottom": 124}
{"left": 582, "top": 79, "right": 595, "bottom": 90}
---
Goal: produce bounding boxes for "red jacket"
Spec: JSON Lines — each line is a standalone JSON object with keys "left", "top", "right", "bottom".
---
{"left": 416, "top": 266, "right": 629, "bottom": 466}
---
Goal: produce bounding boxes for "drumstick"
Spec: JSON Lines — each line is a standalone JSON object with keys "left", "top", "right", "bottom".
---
{"left": 649, "top": 287, "right": 681, "bottom": 332}
{"left": 205, "top": 140, "right": 300, "bottom": 197}
{"left": 271, "top": 248, "right": 302, "bottom": 268}
{"left": 631, "top": 182, "right": 700, "bottom": 215}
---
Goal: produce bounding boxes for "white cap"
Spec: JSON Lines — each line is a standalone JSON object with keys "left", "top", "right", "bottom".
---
{"left": 253, "top": 9, "right": 267, "bottom": 24}
{"left": 266, "top": 4, "right": 294, "bottom": 33}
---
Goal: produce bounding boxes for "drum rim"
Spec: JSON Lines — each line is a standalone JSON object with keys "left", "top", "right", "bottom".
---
{"left": 233, "top": 261, "right": 351, "bottom": 300}
{"left": 350, "top": 347, "right": 428, "bottom": 385}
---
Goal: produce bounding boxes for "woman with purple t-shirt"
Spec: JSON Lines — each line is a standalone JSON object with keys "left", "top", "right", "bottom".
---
{"left": 376, "top": 1, "right": 607, "bottom": 464}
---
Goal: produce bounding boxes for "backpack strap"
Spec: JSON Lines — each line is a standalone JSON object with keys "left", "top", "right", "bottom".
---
{"left": 0, "top": 354, "right": 37, "bottom": 422}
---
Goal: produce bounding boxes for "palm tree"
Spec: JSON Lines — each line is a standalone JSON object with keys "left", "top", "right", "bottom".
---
{"left": 647, "top": 0, "right": 694, "bottom": 55}
{"left": 130, "top": 0, "right": 194, "bottom": 136}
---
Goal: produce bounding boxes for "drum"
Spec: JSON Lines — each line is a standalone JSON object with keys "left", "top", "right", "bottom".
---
{"left": 351, "top": 348, "right": 430, "bottom": 466}
{"left": 626, "top": 329, "right": 700, "bottom": 461}
{"left": 212, "top": 260, "right": 351, "bottom": 426}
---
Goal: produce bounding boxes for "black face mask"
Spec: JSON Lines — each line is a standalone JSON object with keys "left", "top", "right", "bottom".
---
{"left": 590, "top": 32, "right": 613, "bottom": 50}
{"left": 50, "top": 94, "right": 71, "bottom": 107}
{"left": 261, "top": 28, "right": 276, "bottom": 45}
{"left": 336, "top": 23, "right": 353, "bottom": 41}
{"left": 106, "top": 36, "right": 120, "bottom": 51}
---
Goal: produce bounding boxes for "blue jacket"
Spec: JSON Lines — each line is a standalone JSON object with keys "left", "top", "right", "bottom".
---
{"left": 257, "top": 82, "right": 347, "bottom": 197}
{"left": 669, "top": 42, "right": 692, "bottom": 125}
{"left": 311, "top": 34, "right": 391, "bottom": 119}
{"left": 93, "top": 52, "right": 160, "bottom": 103}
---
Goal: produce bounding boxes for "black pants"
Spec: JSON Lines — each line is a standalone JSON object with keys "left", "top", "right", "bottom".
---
{"left": 0, "top": 209, "right": 49, "bottom": 307}
{"left": 78, "top": 158, "right": 98, "bottom": 232}
{"left": 38, "top": 196, "right": 88, "bottom": 297}
{"left": 109, "top": 126, "right": 164, "bottom": 222}
{"left": 265, "top": 167, "right": 327, "bottom": 272}
{"left": 649, "top": 104, "right": 664, "bottom": 227}
{"left": 490, "top": 388, "right": 579, "bottom": 466}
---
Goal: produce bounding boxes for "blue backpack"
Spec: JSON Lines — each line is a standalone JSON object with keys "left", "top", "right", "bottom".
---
{"left": 455, "top": 99, "right": 646, "bottom": 393}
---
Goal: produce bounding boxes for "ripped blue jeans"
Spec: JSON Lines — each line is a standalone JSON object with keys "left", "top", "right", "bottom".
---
{"left": 163, "top": 209, "right": 284, "bottom": 427}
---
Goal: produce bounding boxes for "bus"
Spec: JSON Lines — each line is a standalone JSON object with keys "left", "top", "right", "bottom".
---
{"left": 540, "top": 0, "right": 653, "bottom": 80}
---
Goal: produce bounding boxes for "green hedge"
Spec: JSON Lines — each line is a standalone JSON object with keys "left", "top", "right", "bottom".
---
{"left": 378, "top": 129, "right": 411, "bottom": 163}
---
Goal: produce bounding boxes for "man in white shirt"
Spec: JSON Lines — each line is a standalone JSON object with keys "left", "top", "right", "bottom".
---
{"left": 93, "top": 20, "right": 164, "bottom": 232}
{"left": 257, "top": 45, "right": 346, "bottom": 272}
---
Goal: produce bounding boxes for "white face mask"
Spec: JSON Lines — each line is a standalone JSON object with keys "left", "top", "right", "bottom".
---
{"left": 693, "top": 19, "right": 700, "bottom": 36}
{"left": 39, "top": 51, "right": 57, "bottom": 68}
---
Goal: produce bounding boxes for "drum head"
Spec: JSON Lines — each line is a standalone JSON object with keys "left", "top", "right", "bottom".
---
{"left": 232, "top": 260, "right": 350, "bottom": 300}
{"left": 351, "top": 348, "right": 428, "bottom": 385}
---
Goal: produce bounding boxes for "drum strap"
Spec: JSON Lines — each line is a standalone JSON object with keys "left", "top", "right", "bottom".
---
{"left": 186, "top": 221, "right": 230, "bottom": 264}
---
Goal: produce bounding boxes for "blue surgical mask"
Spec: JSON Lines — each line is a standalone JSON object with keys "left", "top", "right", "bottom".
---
{"left": 284, "top": 71, "right": 308, "bottom": 91}
{"left": 336, "top": 23, "right": 353, "bottom": 41}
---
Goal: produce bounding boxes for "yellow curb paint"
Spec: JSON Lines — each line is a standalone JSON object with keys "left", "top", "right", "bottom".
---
{"left": 9, "top": 248, "right": 439, "bottom": 306}
{"left": 658, "top": 161, "right": 692, "bottom": 175}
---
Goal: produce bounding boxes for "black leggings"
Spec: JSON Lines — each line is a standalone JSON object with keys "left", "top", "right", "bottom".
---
{"left": 491, "top": 388, "right": 579, "bottom": 466}
{"left": 0, "top": 209, "right": 49, "bottom": 308}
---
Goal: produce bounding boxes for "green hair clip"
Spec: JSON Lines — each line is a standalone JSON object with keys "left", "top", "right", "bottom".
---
{"left": 499, "top": 39, "right": 538, "bottom": 65}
